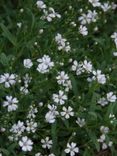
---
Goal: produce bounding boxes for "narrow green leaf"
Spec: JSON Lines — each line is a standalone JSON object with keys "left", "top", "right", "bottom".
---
{"left": 0, "top": 23, "right": 17, "bottom": 46}
{"left": 51, "top": 122, "right": 58, "bottom": 155}
{"left": 70, "top": 75, "right": 78, "bottom": 96}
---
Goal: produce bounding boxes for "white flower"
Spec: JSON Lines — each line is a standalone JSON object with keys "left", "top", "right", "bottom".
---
{"left": 78, "top": 13, "right": 90, "bottom": 25}
{"left": 17, "top": 22, "right": 22, "bottom": 28}
{"left": 79, "top": 25, "right": 88, "bottom": 36}
{"left": 45, "top": 111, "right": 56, "bottom": 123}
{"left": 113, "top": 52, "right": 117, "bottom": 56}
{"left": 10, "top": 121, "right": 25, "bottom": 136}
{"left": 76, "top": 117, "right": 86, "bottom": 127}
{"left": 92, "top": 70, "right": 106, "bottom": 84}
{"left": 55, "top": 33, "right": 71, "bottom": 52}
{"left": 101, "top": 2, "right": 111, "bottom": 12}
{"left": 26, "top": 120, "right": 37, "bottom": 133}
{"left": 83, "top": 60, "right": 92, "bottom": 72}
{"left": 56, "top": 71, "right": 69, "bottom": 85}
{"left": 102, "top": 142, "right": 108, "bottom": 150}
{"left": 100, "top": 126, "right": 109, "bottom": 134}
{"left": 39, "top": 29, "right": 44, "bottom": 34}
{"left": 111, "top": 32, "right": 117, "bottom": 39}
{"left": 61, "top": 106, "right": 74, "bottom": 119}
{"left": 23, "top": 59, "right": 33, "bottom": 69}
{"left": 49, "top": 154, "right": 55, "bottom": 156}
{"left": 20, "top": 86, "right": 29, "bottom": 94}
{"left": 35, "top": 153, "right": 42, "bottom": 156}
{"left": 65, "top": 142, "right": 79, "bottom": 156}
{"left": 0, "top": 73, "right": 16, "bottom": 88}
{"left": 3, "top": 96, "right": 18, "bottom": 112}
{"left": 45, "top": 104, "right": 58, "bottom": 123}
{"left": 89, "top": 0, "right": 100, "bottom": 7}
{"left": 97, "top": 134, "right": 105, "bottom": 143}
{"left": 78, "top": 10, "right": 97, "bottom": 25}
{"left": 97, "top": 74, "right": 106, "bottom": 84}
{"left": 70, "top": 21, "right": 76, "bottom": 27}
{"left": 47, "top": 104, "right": 58, "bottom": 114}
{"left": 23, "top": 74, "right": 32, "bottom": 85}
{"left": 111, "top": 32, "right": 117, "bottom": 48}
{"left": 71, "top": 60, "right": 84, "bottom": 75}
{"left": 108, "top": 141, "right": 113, "bottom": 147}
{"left": 37, "top": 55, "right": 54, "bottom": 73}
{"left": 98, "top": 97, "right": 108, "bottom": 106}
{"left": 111, "top": 2, "right": 117, "bottom": 10}
{"left": 41, "top": 137, "right": 52, "bottom": 149}
{"left": 42, "top": 8, "right": 61, "bottom": 22}
{"left": 27, "top": 105, "right": 38, "bottom": 119}
{"left": 107, "top": 92, "right": 116, "bottom": 103}
{"left": 20, "top": 8, "right": 24, "bottom": 13}
{"left": 52, "top": 90, "right": 67, "bottom": 105}
{"left": 36, "top": 1, "right": 46, "bottom": 9}
{"left": 87, "top": 10, "right": 97, "bottom": 23}
{"left": 19, "top": 136, "right": 33, "bottom": 151}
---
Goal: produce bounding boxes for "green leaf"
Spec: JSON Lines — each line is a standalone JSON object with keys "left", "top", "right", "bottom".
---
{"left": 83, "top": 149, "right": 91, "bottom": 156}
{"left": 87, "top": 130, "right": 100, "bottom": 152}
{"left": 0, "top": 23, "right": 17, "bottom": 46}
{"left": 0, "top": 53, "right": 8, "bottom": 66}
{"left": 51, "top": 122, "right": 58, "bottom": 155}
{"left": 70, "top": 74, "right": 78, "bottom": 96}
{"left": 0, "top": 148, "right": 9, "bottom": 156}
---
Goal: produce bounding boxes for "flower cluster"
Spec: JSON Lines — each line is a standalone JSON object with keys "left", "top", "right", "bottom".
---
{"left": 98, "top": 126, "right": 113, "bottom": 150}
{"left": 37, "top": 55, "right": 54, "bottom": 73}
{"left": 55, "top": 33, "right": 71, "bottom": 52}
{"left": 36, "top": 1, "right": 61, "bottom": 22}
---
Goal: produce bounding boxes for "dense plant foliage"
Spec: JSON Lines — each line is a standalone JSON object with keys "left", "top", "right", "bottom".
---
{"left": 0, "top": 0, "right": 117, "bottom": 155}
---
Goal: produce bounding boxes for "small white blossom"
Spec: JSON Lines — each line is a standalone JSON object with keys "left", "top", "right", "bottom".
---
{"left": 79, "top": 10, "right": 97, "bottom": 25}
{"left": 0, "top": 73, "right": 17, "bottom": 88}
{"left": 65, "top": 142, "right": 79, "bottom": 156}
{"left": 26, "top": 120, "right": 37, "bottom": 133}
{"left": 98, "top": 134, "right": 106, "bottom": 143}
{"left": 27, "top": 105, "right": 38, "bottom": 119}
{"left": 55, "top": 33, "right": 71, "bottom": 52}
{"left": 17, "top": 22, "right": 22, "bottom": 28}
{"left": 23, "top": 59, "right": 33, "bottom": 69}
{"left": 10, "top": 121, "right": 25, "bottom": 136}
{"left": 71, "top": 60, "right": 84, "bottom": 75}
{"left": 102, "top": 142, "right": 108, "bottom": 150}
{"left": 36, "top": 1, "right": 46, "bottom": 9}
{"left": 113, "top": 52, "right": 117, "bottom": 56}
{"left": 41, "top": 137, "right": 52, "bottom": 149}
{"left": 61, "top": 106, "right": 74, "bottom": 119}
{"left": 107, "top": 92, "right": 116, "bottom": 103}
{"left": 37, "top": 55, "right": 54, "bottom": 73}
{"left": 83, "top": 60, "right": 92, "bottom": 72}
{"left": 35, "top": 153, "right": 42, "bottom": 156}
{"left": 19, "top": 136, "right": 33, "bottom": 151}
{"left": 42, "top": 8, "right": 61, "bottom": 22}
{"left": 92, "top": 70, "right": 106, "bottom": 84}
{"left": 100, "top": 126, "right": 109, "bottom": 134}
{"left": 3, "top": 96, "right": 18, "bottom": 112}
{"left": 79, "top": 25, "right": 88, "bottom": 36}
{"left": 98, "top": 97, "right": 108, "bottom": 106}
{"left": 76, "top": 117, "right": 86, "bottom": 127}
{"left": 56, "top": 71, "right": 69, "bottom": 85}
{"left": 101, "top": 2, "right": 111, "bottom": 12}
{"left": 45, "top": 104, "right": 58, "bottom": 123}
{"left": 89, "top": 0, "right": 100, "bottom": 7}
{"left": 52, "top": 90, "right": 67, "bottom": 105}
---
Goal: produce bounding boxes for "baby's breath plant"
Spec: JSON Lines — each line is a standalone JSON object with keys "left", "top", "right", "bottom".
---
{"left": 0, "top": 0, "right": 117, "bottom": 156}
